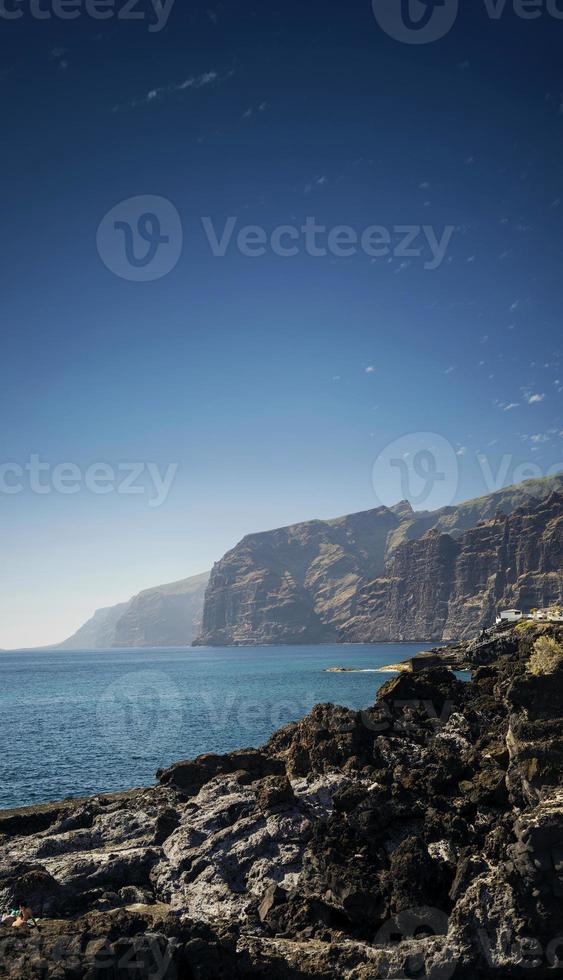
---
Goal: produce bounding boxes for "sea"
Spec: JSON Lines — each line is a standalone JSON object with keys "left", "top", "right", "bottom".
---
{"left": 0, "top": 643, "right": 438, "bottom": 811}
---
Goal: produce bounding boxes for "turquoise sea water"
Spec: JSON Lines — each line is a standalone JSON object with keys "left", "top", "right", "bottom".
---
{"left": 0, "top": 644, "right": 435, "bottom": 810}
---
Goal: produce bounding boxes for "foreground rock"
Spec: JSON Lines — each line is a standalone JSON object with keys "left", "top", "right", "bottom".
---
{"left": 1, "top": 624, "right": 562, "bottom": 978}
{"left": 388, "top": 619, "right": 546, "bottom": 673}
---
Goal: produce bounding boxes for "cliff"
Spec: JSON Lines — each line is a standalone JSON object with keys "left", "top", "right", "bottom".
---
{"left": 196, "top": 476, "right": 563, "bottom": 646}
{"left": 196, "top": 504, "right": 404, "bottom": 646}
{"left": 113, "top": 572, "right": 210, "bottom": 648}
{"left": 1, "top": 624, "right": 562, "bottom": 978}
{"left": 55, "top": 602, "right": 129, "bottom": 650}
{"left": 346, "top": 490, "right": 562, "bottom": 642}
{"left": 58, "top": 572, "right": 209, "bottom": 650}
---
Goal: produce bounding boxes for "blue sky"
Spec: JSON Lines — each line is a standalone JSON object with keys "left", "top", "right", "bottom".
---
{"left": 0, "top": 0, "right": 562, "bottom": 647}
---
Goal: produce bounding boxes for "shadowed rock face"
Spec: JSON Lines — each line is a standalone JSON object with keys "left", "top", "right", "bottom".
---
{"left": 347, "top": 491, "right": 563, "bottom": 642}
{"left": 196, "top": 478, "right": 562, "bottom": 646}
{"left": 196, "top": 505, "right": 403, "bottom": 646}
{"left": 1, "top": 624, "right": 561, "bottom": 978}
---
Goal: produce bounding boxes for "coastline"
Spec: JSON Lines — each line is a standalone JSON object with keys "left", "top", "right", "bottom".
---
{"left": 0, "top": 623, "right": 561, "bottom": 980}
{"left": 0, "top": 641, "right": 436, "bottom": 812}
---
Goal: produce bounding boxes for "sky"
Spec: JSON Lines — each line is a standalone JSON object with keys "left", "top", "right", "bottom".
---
{"left": 0, "top": 0, "right": 562, "bottom": 648}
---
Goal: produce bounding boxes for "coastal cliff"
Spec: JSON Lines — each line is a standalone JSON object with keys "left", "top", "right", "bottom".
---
{"left": 195, "top": 477, "right": 562, "bottom": 646}
{"left": 345, "top": 490, "right": 562, "bottom": 642}
{"left": 53, "top": 477, "right": 561, "bottom": 652}
{"left": 1, "top": 623, "right": 562, "bottom": 978}
{"left": 58, "top": 572, "right": 209, "bottom": 650}
{"left": 196, "top": 504, "right": 403, "bottom": 646}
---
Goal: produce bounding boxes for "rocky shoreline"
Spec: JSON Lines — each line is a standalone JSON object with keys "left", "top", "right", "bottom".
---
{"left": 1, "top": 623, "right": 562, "bottom": 978}
{"left": 326, "top": 623, "right": 515, "bottom": 675}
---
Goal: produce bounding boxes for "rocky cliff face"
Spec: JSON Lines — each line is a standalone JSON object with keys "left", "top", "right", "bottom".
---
{"left": 346, "top": 491, "right": 563, "bottom": 642}
{"left": 196, "top": 505, "right": 404, "bottom": 646}
{"left": 1, "top": 624, "right": 562, "bottom": 978}
{"left": 113, "top": 573, "right": 210, "bottom": 648}
{"left": 59, "top": 572, "right": 209, "bottom": 649}
{"left": 196, "top": 477, "right": 563, "bottom": 646}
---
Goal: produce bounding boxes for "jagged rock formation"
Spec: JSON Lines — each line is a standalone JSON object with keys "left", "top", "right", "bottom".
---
{"left": 196, "top": 477, "right": 563, "bottom": 646}
{"left": 57, "top": 572, "right": 209, "bottom": 650}
{"left": 346, "top": 491, "right": 563, "bottom": 642}
{"left": 196, "top": 504, "right": 404, "bottom": 646}
{"left": 0, "top": 624, "right": 561, "bottom": 978}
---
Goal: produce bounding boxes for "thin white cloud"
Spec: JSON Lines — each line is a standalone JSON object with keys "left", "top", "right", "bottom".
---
{"left": 242, "top": 102, "right": 268, "bottom": 120}
{"left": 503, "top": 403, "right": 520, "bottom": 411}
{"left": 365, "top": 366, "right": 376, "bottom": 374}
{"left": 305, "top": 175, "right": 328, "bottom": 194}
{"left": 526, "top": 392, "right": 546, "bottom": 404}
{"left": 114, "top": 70, "right": 223, "bottom": 112}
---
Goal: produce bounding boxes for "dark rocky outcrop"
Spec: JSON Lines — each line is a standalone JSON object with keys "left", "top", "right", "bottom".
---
{"left": 195, "top": 477, "right": 562, "bottom": 646}
{"left": 1, "top": 624, "right": 562, "bottom": 978}
{"left": 157, "top": 749, "right": 286, "bottom": 795}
